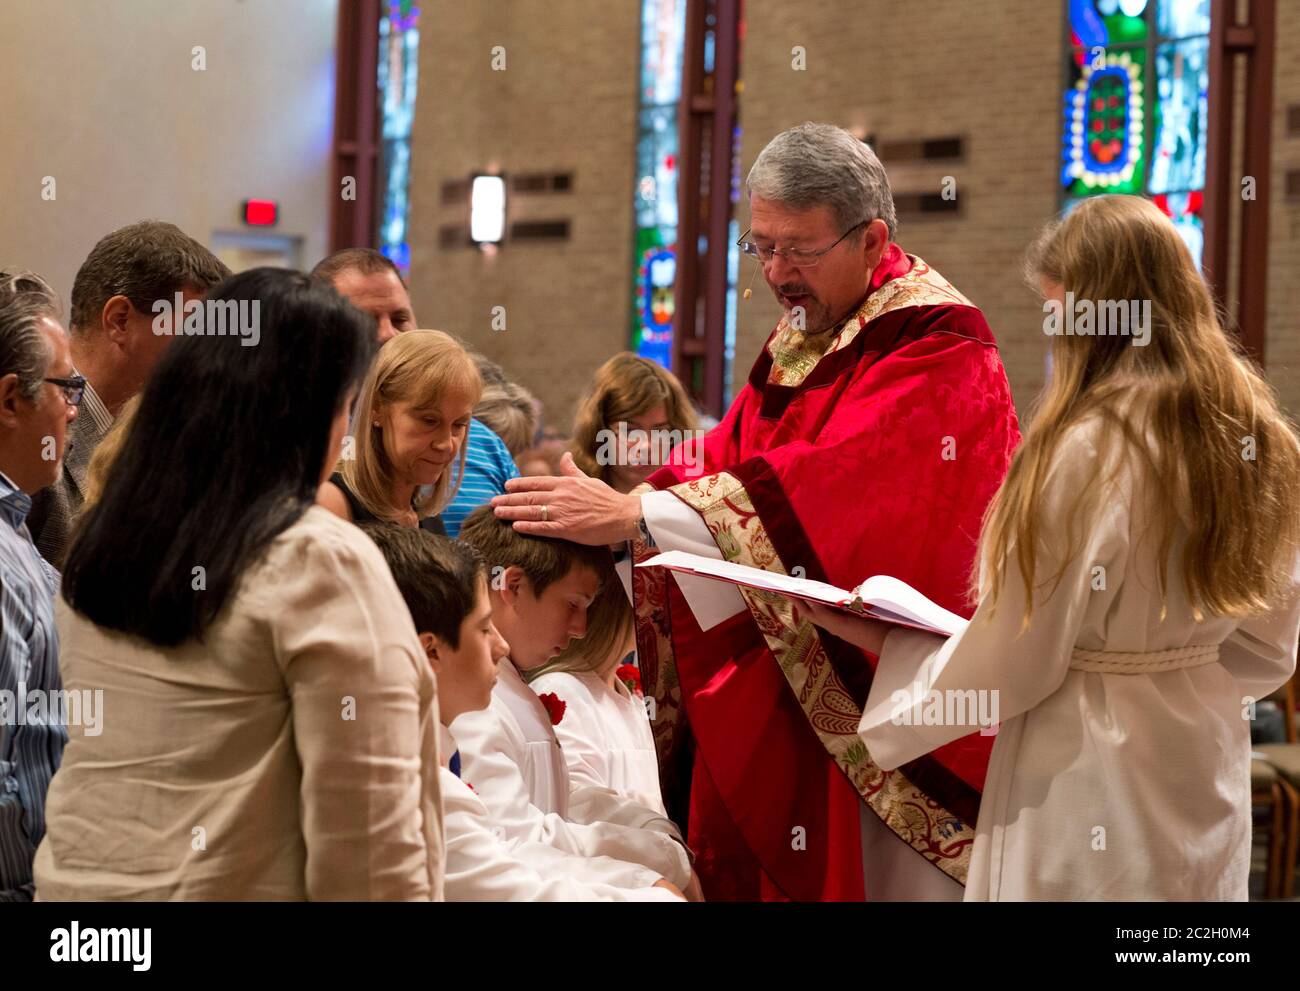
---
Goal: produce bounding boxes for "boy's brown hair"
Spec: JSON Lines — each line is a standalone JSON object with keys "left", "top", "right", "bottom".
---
{"left": 458, "top": 505, "right": 611, "bottom": 596}
{"left": 360, "top": 522, "right": 486, "bottom": 648}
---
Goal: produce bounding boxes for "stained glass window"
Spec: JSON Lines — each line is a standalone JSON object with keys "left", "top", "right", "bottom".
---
{"left": 377, "top": 1, "right": 420, "bottom": 277}
{"left": 632, "top": 0, "right": 687, "bottom": 370}
{"left": 1062, "top": 0, "right": 1210, "bottom": 267}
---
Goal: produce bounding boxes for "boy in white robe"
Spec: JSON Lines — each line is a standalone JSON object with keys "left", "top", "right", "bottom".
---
{"left": 454, "top": 507, "right": 700, "bottom": 897}
{"left": 363, "top": 523, "right": 682, "bottom": 901}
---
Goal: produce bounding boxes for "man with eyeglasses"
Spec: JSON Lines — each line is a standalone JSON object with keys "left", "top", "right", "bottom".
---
{"left": 493, "top": 123, "right": 1021, "bottom": 902}
{"left": 0, "top": 270, "right": 78, "bottom": 900}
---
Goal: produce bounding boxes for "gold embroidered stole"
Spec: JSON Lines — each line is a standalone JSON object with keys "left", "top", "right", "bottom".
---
{"left": 766, "top": 255, "right": 973, "bottom": 387}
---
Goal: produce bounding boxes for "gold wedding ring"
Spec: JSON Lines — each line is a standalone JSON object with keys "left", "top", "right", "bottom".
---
{"left": 540, "top": 504, "right": 549, "bottom": 522}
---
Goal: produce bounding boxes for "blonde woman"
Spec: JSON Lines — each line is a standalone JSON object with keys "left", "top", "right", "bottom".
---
{"left": 79, "top": 395, "right": 139, "bottom": 512}
{"left": 570, "top": 353, "right": 699, "bottom": 493}
{"left": 806, "top": 195, "right": 1300, "bottom": 901}
{"left": 526, "top": 574, "right": 666, "bottom": 814}
{"left": 319, "top": 329, "right": 481, "bottom": 533}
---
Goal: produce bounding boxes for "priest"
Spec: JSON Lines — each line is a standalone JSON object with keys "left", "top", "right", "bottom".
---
{"left": 493, "top": 123, "right": 1020, "bottom": 901}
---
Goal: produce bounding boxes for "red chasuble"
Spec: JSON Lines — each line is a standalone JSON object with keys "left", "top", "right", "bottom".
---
{"left": 633, "top": 244, "right": 1020, "bottom": 901}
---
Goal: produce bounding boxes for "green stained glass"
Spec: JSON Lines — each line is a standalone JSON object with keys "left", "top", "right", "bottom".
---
{"left": 1061, "top": 0, "right": 1211, "bottom": 268}
{"left": 1062, "top": 47, "right": 1148, "bottom": 197}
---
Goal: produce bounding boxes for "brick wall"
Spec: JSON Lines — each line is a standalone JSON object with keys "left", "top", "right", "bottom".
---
{"left": 407, "top": 0, "right": 642, "bottom": 435}
{"left": 1267, "top": 0, "right": 1300, "bottom": 415}
{"left": 407, "top": 0, "right": 1299, "bottom": 428}
{"left": 734, "top": 0, "right": 1061, "bottom": 415}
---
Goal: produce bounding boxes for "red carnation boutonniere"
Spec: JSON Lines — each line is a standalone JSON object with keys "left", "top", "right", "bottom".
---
{"left": 539, "top": 692, "right": 566, "bottom": 726}
{"left": 616, "top": 663, "right": 643, "bottom": 698}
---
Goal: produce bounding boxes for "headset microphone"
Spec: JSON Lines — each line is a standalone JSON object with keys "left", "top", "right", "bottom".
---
{"left": 742, "top": 264, "right": 760, "bottom": 300}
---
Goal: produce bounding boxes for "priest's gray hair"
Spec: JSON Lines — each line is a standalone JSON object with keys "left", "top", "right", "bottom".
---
{"left": 747, "top": 122, "right": 898, "bottom": 241}
{"left": 0, "top": 270, "right": 59, "bottom": 401}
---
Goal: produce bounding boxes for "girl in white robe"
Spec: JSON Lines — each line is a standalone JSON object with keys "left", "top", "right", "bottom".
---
{"left": 806, "top": 195, "right": 1300, "bottom": 901}
{"left": 529, "top": 662, "right": 666, "bottom": 816}
{"left": 527, "top": 561, "right": 669, "bottom": 816}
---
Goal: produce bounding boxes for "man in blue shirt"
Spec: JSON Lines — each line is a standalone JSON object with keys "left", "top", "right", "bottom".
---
{"left": 0, "top": 270, "right": 79, "bottom": 900}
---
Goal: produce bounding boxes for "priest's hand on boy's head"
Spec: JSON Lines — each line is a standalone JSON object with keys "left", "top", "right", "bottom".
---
{"left": 491, "top": 451, "right": 643, "bottom": 545}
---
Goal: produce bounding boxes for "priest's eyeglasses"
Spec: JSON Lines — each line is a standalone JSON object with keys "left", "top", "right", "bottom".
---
{"left": 737, "top": 220, "right": 868, "bottom": 268}
{"left": 44, "top": 375, "right": 87, "bottom": 407}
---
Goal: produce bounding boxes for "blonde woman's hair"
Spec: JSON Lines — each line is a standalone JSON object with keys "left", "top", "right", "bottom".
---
{"left": 980, "top": 194, "right": 1300, "bottom": 622}
{"left": 569, "top": 352, "right": 699, "bottom": 484}
{"left": 338, "top": 329, "right": 482, "bottom": 523}
{"left": 80, "top": 395, "right": 140, "bottom": 512}
{"left": 476, "top": 381, "right": 537, "bottom": 458}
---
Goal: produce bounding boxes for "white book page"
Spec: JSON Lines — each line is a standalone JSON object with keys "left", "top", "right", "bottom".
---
{"left": 853, "top": 575, "right": 968, "bottom": 638}
{"left": 638, "top": 551, "right": 967, "bottom": 637}
{"left": 636, "top": 551, "right": 849, "bottom": 604}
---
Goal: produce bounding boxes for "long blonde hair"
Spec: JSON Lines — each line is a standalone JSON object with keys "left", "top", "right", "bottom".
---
{"left": 338, "top": 329, "right": 482, "bottom": 522}
{"left": 569, "top": 353, "right": 699, "bottom": 485}
{"left": 980, "top": 195, "right": 1300, "bottom": 622}
{"left": 81, "top": 395, "right": 139, "bottom": 511}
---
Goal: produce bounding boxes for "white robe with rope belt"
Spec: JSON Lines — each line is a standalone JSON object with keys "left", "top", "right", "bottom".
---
{"left": 858, "top": 421, "right": 1300, "bottom": 901}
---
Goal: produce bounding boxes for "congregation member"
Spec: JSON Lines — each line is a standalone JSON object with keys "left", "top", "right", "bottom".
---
{"left": 27, "top": 221, "right": 229, "bottom": 566}
{"left": 493, "top": 123, "right": 1021, "bottom": 900}
{"left": 569, "top": 352, "right": 699, "bottom": 494}
{"left": 454, "top": 506, "right": 699, "bottom": 898}
{"left": 361, "top": 523, "right": 684, "bottom": 901}
{"left": 439, "top": 353, "right": 534, "bottom": 538}
{"left": 311, "top": 247, "right": 416, "bottom": 344}
{"left": 35, "top": 269, "right": 445, "bottom": 900}
{"left": 807, "top": 195, "right": 1300, "bottom": 901}
{"left": 317, "top": 329, "right": 479, "bottom": 536}
{"left": 314, "top": 252, "right": 524, "bottom": 537}
{"left": 0, "top": 271, "right": 78, "bottom": 901}
{"left": 475, "top": 379, "right": 537, "bottom": 462}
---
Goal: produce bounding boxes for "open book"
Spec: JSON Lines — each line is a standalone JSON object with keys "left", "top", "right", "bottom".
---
{"left": 636, "top": 550, "right": 967, "bottom": 638}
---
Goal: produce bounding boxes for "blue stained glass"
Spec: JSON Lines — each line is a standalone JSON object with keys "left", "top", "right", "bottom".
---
{"left": 1069, "top": 0, "right": 1110, "bottom": 50}
{"left": 639, "top": 0, "right": 686, "bottom": 105}
{"left": 1061, "top": 0, "right": 1211, "bottom": 273}
{"left": 724, "top": 217, "right": 739, "bottom": 408}
{"left": 1158, "top": 0, "right": 1211, "bottom": 38}
{"left": 1070, "top": 0, "right": 1148, "bottom": 48}
{"left": 1149, "top": 37, "right": 1208, "bottom": 195}
{"left": 376, "top": 2, "right": 420, "bottom": 278}
{"left": 1162, "top": 191, "right": 1205, "bottom": 269}
{"left": 635, "top": 105, "right": 680, "bottom": 231}
{"left": 633, "top": 0, "right": 687, "bottom": 366}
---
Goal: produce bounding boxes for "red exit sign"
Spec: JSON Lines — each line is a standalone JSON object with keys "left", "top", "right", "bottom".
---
{"left": 242, "top": 199, "right": 278, "bottom": 226}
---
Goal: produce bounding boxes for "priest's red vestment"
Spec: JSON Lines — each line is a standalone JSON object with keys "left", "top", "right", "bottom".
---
{"left": 633, "top": 244, "right": 1021, "bottom": 900}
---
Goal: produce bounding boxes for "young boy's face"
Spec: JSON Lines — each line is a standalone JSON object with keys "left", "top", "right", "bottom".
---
{"left": 425, "top": 575, "right": 510, "bottom": 725}
{"left": 501, "top": 564, "right": 600, "bottom": 672}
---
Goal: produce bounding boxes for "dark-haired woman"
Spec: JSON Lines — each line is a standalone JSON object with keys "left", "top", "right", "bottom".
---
{"left": 34, "top": 269, "right": 444, "bottom": 901}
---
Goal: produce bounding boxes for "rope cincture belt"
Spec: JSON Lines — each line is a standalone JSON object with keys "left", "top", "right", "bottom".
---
{"left": 1069, "top": 643, "right": 1221, "bottom": 674}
